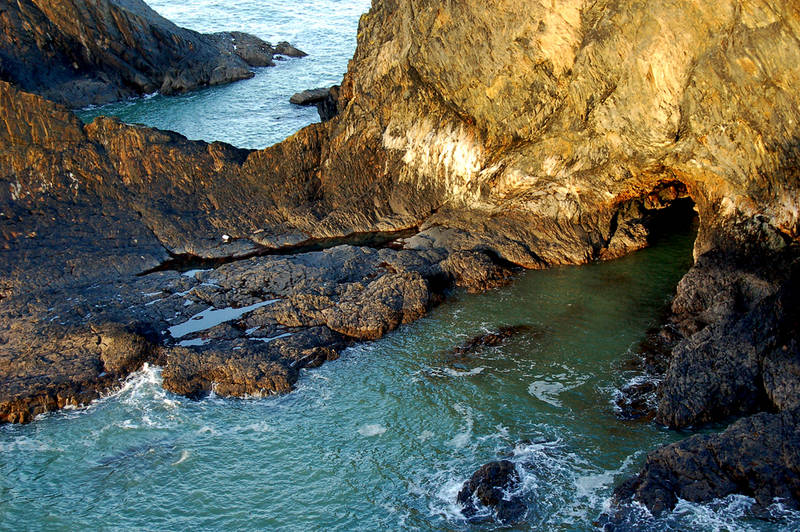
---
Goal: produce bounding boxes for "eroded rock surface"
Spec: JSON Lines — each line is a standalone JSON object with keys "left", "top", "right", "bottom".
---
{"left": 614, "top": 408, "right": 800, "bottom": 515}
{"left": 0, "top": 0, "right": 304, "bottom": 107}
{"left": 457, "top": 460, "right": 526, "bottom": 524}
{"left": 2, "top": 0, "right": 800, "bottom": 517}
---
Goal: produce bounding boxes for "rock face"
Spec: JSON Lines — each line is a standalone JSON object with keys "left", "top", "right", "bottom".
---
{"left": 457, "top": 460, "right": 526, "bottom": 524}
{"left": 614, "top": 408, "right": 800, "bottom": 514}
{"left": 1, "top": 0, "right": 800, "bottom": 517}
{"left": 0, "top": 0, "right": 304, "bottom": 107}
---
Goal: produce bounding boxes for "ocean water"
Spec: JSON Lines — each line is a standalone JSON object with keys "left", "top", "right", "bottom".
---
{"left": 3, "top": 228, "right": 796, "bottom": 530}
{"left": 5, "top": 2, "right": 800, "bottom": 531}
{"left": 77, "top": 0, "right": 372, "bottom": 149}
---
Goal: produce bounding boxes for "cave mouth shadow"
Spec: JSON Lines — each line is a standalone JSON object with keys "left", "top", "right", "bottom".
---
{"left": 644, "top": 196, "right": 699, "bottom": 246}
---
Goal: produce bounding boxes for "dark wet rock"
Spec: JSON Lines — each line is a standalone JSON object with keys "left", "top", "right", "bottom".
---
{"left": 161, "top": 342, "right": 297, "bottom": 399}
{"left": 161, "top": 325, "right": 345, "bottom": 399}
{"left": 289, "top": 86, "right": 342, "bottom": 122}
{"left": 655, "top": 248, "right": 800, "bottom": 429}
{"left": 210, "top": 31, "right": 276, "bottom": 67}
{"left": 0, "top": 0, "right": 304, "bottom": 107}
{"left": 614, "top": 408, "right": 800, "bottom": 515}
{"left": 316, "top": 85, "right": 341, "bottom": 121}
{"left": 613, "top": 320, "right": 681, "bottom": 422}
{"left": 274, "top": 41, "right": 308, "bottom": 58}
{"left": 450, "top": 325, "right": 531, "bottom": 357}
{"left": 439, "top": 250, "right": 513, "bottom": 293}
{"left": 457, "top": 460, "right": 526, "bottom": 524}
{"left": 0, "top": 320, "right": 159, "bottom": 423}
{"left": 614, "top": 377, "right": 659, "bottom": 422}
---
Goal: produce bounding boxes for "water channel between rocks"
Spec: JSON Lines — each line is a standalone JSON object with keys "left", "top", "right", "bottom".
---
{"left": 6, "top": 1, "right": 798, "bottom": 530}
{"left": 5, "top": 226, "right": 786, "bottom": 530}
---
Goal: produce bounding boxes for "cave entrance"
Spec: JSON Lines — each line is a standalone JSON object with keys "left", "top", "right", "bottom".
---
{"left": 644, "top": 196, "right": 698, "bottom": 245}
{"left": 604, "top": 180, "right": 698, "bottom": 259}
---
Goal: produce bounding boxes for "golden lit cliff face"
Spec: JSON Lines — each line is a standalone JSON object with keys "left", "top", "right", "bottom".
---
{"left": 324, "top": 0, "right": 800, "bottom": 261}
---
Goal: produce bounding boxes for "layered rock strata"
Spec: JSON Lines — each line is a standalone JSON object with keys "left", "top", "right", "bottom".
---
{"left": 1, "top": 0, "right": 800, "bottom": 518}
{"left": 0, "top": 0, "right": 304, "bottom": 107}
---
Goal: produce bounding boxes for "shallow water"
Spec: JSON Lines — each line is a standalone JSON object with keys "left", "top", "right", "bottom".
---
{"left": 3, "top": 229, "right": 796, "bottom": 530}
{"left": 8, "top": 2, "right": 800, "bottom": 530}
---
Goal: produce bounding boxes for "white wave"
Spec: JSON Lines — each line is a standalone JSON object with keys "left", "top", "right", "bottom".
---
{"left": 235, "top": 421, "right": 272, "bottom": 433}
{"left": 448, "top": 403, "right": 474, "bottom": 449}
{"left": 172, "top": 450, "right": 191, "bottom": 465}
{"left": 671, "top": 494, "right": 756, "bottom": 531}
{"left": 430, "top": 476, "right": 472, "bottom": 522}
{"left": 527, "top": 368, "right": 589, "bottom": 408}
{"left": 358, "top": 424, "right": 387, "bottom": 437}
{"left": 417, "top": 430, "right": 435, "bottom": 442}
{"left": 0, "top": 435, "right": 61, "bottom": 453}
{"left": 528, "top": 380, "right": 569, "bottom": 407}
{"left": 442, "top": 366, "right": 485, "bottom": 377}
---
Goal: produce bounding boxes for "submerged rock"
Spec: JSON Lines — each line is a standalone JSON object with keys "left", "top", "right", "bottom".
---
{"left": 457, "top": 460, "right": 526, "bottom": 524}
{"left": 450, "top": 325, "right": 532, "bottom": 357}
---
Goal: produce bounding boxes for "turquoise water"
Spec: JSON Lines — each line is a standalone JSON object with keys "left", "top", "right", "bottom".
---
{"left": 4, "top": 229, "right": 796, "bottom": 530}
{"left": 76, "top": 0, "right": 372, "bottom": 149}
{"left": 7, "top": 2, "right": 800, "bottom": 530}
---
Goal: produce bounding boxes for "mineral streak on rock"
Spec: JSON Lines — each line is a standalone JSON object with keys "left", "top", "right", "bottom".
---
{"left": 0, "top": 0, "right": 306, "bottom": 107}
{"left": 1, "top": 0, "right": 800, "bottom": 517}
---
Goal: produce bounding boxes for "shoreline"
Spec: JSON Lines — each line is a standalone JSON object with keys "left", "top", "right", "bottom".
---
{"left": 2, "top": 0, "right": 799, "bottom": 522}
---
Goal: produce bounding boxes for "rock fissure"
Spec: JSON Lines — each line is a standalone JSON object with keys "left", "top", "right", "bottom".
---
{"left": 137, "top": 227, "right": 420, "bottom": 276}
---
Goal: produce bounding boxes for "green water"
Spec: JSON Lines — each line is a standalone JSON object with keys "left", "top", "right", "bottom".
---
{"left": 7, "top": 228, "right": 793, "bottom": 530}
{"left": 10, "top": 1, "right": 800, "bottom": 529}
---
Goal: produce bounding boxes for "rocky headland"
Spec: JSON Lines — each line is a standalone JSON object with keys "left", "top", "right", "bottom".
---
{"left": 0, "top": 0, "right": 305, "bottom": 108}
{"left": 1, "top": 0, "right": 799, "bottom": 521}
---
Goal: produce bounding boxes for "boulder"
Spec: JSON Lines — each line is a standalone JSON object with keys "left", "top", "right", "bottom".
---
{"left": 457, "top": 460, "right": 526, "bottom": 523}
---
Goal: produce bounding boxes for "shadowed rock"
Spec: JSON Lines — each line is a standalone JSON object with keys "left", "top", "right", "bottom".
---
{"left": 457, "top": 460, "right": 526, "bottom": 524}
{"left": 0, "top": 0, "right": 305, "bottom": 107}
{"left": 614, "top": 408, "right": 800, "bottom": 515}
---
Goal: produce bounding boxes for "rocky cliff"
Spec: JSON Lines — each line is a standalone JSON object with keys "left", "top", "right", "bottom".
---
{"left": 1, "top": 0, "right": 799, "bottom": 518}
{"left": 0, "top": 0, "right": 304, "bottom": 107}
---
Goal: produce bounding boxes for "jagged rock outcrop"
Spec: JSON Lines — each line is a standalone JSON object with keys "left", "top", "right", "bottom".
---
{"left": 0, "top": 0, "right": 304, "bottom": 107}
{"left": 457, "top": 460, "right": 526, "bottom": 524}
{"left": 614, "top": 408, "right": 800, "bottom": 515}
{"left": 1, "top": 0, "right": 800, "bottom": 517}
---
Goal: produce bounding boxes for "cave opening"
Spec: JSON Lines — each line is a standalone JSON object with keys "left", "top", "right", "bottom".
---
{"left": 643, "top": 195, "right": 698, "bottom": 246}
{"left": 605, "top": 180, "right": 699, "bottom": 260}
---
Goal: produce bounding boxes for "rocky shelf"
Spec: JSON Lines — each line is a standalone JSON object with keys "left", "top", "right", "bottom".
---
{"left": 1, "top": 0, "right": 799, "bottom": 521}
